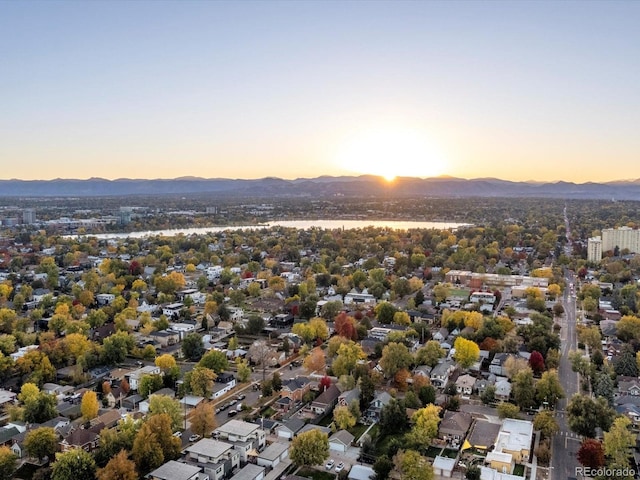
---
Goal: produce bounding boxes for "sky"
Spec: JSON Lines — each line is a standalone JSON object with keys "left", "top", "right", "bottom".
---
{"left": 1, "top": 1, "right": 639, "bottom": 183}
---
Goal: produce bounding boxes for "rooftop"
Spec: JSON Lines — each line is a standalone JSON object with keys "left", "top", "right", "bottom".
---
{"left": 185, "top": 438, "right": 233, "bottom": 459}
{"left": 216, "top": 419, "right": 261, "bottom": 438}
{"left": 149, "top": 460, "right": 201, "bottom": 480}
{"left": 230, "top": 463, "right": 264, "bottom": 480}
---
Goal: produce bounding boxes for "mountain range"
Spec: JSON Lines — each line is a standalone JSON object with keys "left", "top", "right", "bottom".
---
{"left": 1, "top": 175, "right": 640, "bottom": 200}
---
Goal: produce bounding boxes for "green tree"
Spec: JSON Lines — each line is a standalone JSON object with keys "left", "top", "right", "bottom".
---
{"left": 603, "top": 416, "right": 635, "bottom": 471}
{"left": 181, "top": 333, "right": 204, "bottom": 361}
{"left": 375, "top": 302, "right": 397, "bottom": 324}
{"left": 380, "top": 399, "right": 409, "bottom": 436}
{"left": 567, "top": 394, "right": 615, "bottom": 438}
{"left": 236, "top": 358, "right": 252, "bottom": 383}
{"left": 379, "top": 342, "right": 413, "bottom": 378}
{"left": 148, "top": 395, "right": 183, "bottom": 432}
{"left": 51, "top": 448, "right": 96, "bottom": 480}
{"left": 415, "top": 341, "right": 445, "bottom": 367}
{"left": 453, "top": 337, "right": 480, "bottom": 369}
{"left": 481, "top": 385, "right": 496, "bottom": 405}
{"left": 132, "top": 414, "right": 181, "bottom": 475}
{"left": 198, "top": 350, "right": 229, "bottom": 373}
{"left": 290, "top": 430, "right": 330, "bottom": 467}
{"left": 332, "top": 342, "right": 366, "bottom": 377}
{"left": 189, "top": 367, "right": 217, "bottom": 398}
{"left": 533, "top": 410, "right": 559, "bottom": 439}
{"left": 246, "top": 315, "right": 265, "bottom": 335}
{"left": 497, "top": 402, "right": 521, "bottom": 419}
{"left": 138, "top": 374, "right": 164, "bottom": 398}
{"left": 101, "top": 331, "right": 135, "bottom": 365}
{"left": 0, "top": 446, "right": 16, "bottom": 480}
{"left": 512, "top": 368, "right": 536, "bottom": 409}
{"left": 24, "top": 427, "right": 58, "bottom": 462}
{"left": 535, "top": 369, "right": 564, "bottom": 407}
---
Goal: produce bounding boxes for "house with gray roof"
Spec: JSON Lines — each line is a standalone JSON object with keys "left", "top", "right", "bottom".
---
{"left": 148, "top": 460, "right": 204, "bottom": 480}
{"left": 365, "top": 391, "right": 393, "bottom": 421}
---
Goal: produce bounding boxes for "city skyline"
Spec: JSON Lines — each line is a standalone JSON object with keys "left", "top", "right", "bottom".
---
{"left": 2, "top": 1, "right": 639, "bottom": 182}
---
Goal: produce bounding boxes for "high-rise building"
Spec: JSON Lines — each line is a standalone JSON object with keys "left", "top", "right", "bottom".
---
{"left": 602, "top": 227, "right": 640, "bottom": 255}
{"left": 22, "top": 208, "right": 36, "bottom": 224}
{"left": 587, "top": 236, "right": 602, "bottom": 263}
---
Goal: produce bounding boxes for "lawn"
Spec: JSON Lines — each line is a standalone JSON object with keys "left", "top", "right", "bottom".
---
{"left": 441, "top": 448, "right": 458, "bottom": 458}
{"left": 374, "top": 432, "right": 405, "bottom": 455}
{"left": 260, "top": 406, "right": 276, "bottom": 418}
{"left": 348, "top": 422, "right": 369, "bottom": 440}
{"left": 425, "top": 445, "right": 443, "bottom": 458}
{"left": 513, "top": 464, "right": 525, "bottom": 477}
{"left": 296, "top": 467, "right": 336, "bottom": 480}
{"left": 317, "top": 413, "right": 333, "bottom": 427}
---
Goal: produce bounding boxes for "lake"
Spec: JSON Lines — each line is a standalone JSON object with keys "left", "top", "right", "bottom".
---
{"left": 72, "top": 219, "right": 471, "bottom": 239}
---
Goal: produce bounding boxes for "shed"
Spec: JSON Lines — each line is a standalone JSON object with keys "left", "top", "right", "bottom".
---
{"left": 329, "top": 429, "right": 355, "bottom": 452}
{"left": 256, "top": 441, "right": 289, "bottom": 468}
{"left": 433, "top": 455, "right": 456, "bottom": 477}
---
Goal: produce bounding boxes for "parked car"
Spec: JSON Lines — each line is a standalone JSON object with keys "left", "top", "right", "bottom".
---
{"left": 189, "top": 434, "right": 200, "bottom": 442}
{"left": 236, "top": 394, "right": 245, "bottom": 401}
{"left": 325, "top": 460, "right": 335, "bottom": 470}
{"left": 172, "top": 431, "right": 182, "bottom": 438}
{"left": 228, "top": 410, "right": 237, "bottom": 417}
{"left": 335, "top": 462, "right": 344, "bottom": 473}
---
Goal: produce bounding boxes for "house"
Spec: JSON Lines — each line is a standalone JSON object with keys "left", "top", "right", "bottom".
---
{"left": 279, "top": 377, "right": 311, "bottom": 403}
{"left": 338, "top": 387, "right": 360, "bottom": 408}
{"left": 0, "top": 390, "right": 17, "bottom": 408}
{"left": 344, "top": 288, "right": 376, "bottom": 306}
{"left": 310, "top": 384, "right": 341, "bottom": 415}
{"left": 485, "top": 418, "right": 534, "bottom": 473}
{"left": 456, "top": 374, "right": 476, "bottom": 396}
{"left": 256, "top": 441, "right": 289, "bottom": 469}
{"left": 439, "top": 411, "right": 472, "bottom": 446}
{"left": 365, "top": 391, "right": 393, "bottom": 421}
{"left": 618, "top": 377, "right": 640, "bottom": 396}
{"left": 433, "top": 455, "right": 456, "bottom": 478}
{"left": 231, "top": 464, "right": 265, "bottom": 480}
{"left": 490, "top": 353, "right": 513, "bottom": 376}
{"left": 432, "top": 328, "right": 449, "bottom": 342}
{"left": 479, "top": 466, "right": 524, "bottom": 480}
{"left": 148, "top": 460, "right": 203, "bottom": 480}
{"left": 149, "top": 330, "right": 180, "bottom": 347}
{"left": 184, "top": 438, "right": 240, "bottom": 480}
{"left": 616, "top": 403, "right": 640, "bottom": 426}
{"left": 162, "top": 302, "right": 184, "bottom": 319}
{"left": 467, "top": 420, "right": 501, "bottom": 452}
{"left": 60, "top": 428, "right": 100, "bottom": 452}
{"left": 329, "top": 430, "right": 355, "bottom": 452}
{"left": 127, "top": 365, "right": 162, "bottom": 391}
{"left": 430, "top": 359, "right": 456, "bottom": 388}
{"left": 494, "top": 379, "right": 512, "bottom": 401}
{"left": 214, "top": 420, "right": 266, "bottom": 463}
{"left": 474, "top": 377, "right": 493, "bottom": 396}
{"left": 275, "top": 418, "right": 306, "bottom": 440}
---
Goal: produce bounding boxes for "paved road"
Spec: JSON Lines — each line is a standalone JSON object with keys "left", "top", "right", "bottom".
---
{"left": 550, "top": 269, "right": 580, "bottom": 480}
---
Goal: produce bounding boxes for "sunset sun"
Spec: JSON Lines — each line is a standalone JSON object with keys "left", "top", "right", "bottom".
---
{"left": 334, "top": 128, "right": 448, "bottom": 181}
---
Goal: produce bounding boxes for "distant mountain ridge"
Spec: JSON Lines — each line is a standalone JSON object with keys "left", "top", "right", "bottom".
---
{"left": 1, "top": 175, "right": 640, "bottom": 199}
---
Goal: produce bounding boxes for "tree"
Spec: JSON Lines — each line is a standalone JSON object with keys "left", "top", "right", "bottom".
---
{"left": 407, "top": 404, "right": 440, "bottom": 449}
{"left": 359, "top": 373, "right": 375, "bottom": 410}
{"left": 512, "top": 368, "right": 536, "bottom": 409}
{"left": 333, "top": 406, "right": 356, "bottom": 430}
{"left": 23, "top": 391, "right": 57, "bottom": 424}
{"left": 453, "top": 337, "right": 480, "bottom": 369}
{"left": 380, "top": 399, "right": 409, "bottom": 436}
{"left": 101, "top": 330, "right": 135, "bottom": 365}
{"left": 248, "top": 340, "right": 274, "bottom": 381}
{"left": 375, "top": 301, "right": 397, "bottom": 324}
{"left": 138, "top": 374, "right": 164, "bottom": 398}
{"left": 198, "top": 350, "right": 229, "bottom": 373}
{"left": 603, "top": 416, "right": 635, "bottom": 469}
{"left": 236, "top": 358, "right": 251, "bottom": 383}
{"left": 81, "top": 391, "right": 99, "bottom": 422}
{"left": 503, "top": 356, "right": 530, "bottom": 379}
{"left": 303, "top": 348, "right": 326, "bottom": 374}
{"left": 334, "top": 313, "right": 358, "bottom": 340}
{"left": 25, "top": 427, "right": 58, "bottom": 462}
{"left": 290, "top": 429, "right": 329, "bottom": 467}
{"left": 528, "top": 351, "right": 545, "bottom": 375}
{"left": 497, "top": 402, "right": 520, "bottom": 419}
{"left": 155, "top": 353, "right": 177, "bottom": 372}
{"left": 332, "top": 342, "right": 366, "bottom": 377}
{"left": 481, "top": 385, "right": 496, "bottom": 405}
{"left": 393, "top": 449, "right": 433, "bottom": 480}
{"left": 415, "top": 341, "right": 445, "bottom": 367}
{"left": 466, "top": 465, "right": 481, "bottom": 480}
{"left": 189, "top": 367, "right": 217, "bottom": 398}
{"left": 246, "top": 315, "right": 265, "bottom": 335}
{"left": 272, "top": 372, "right": 282, "bottom": 392}
{"left": 535, "top": 369, "right": 564, "bottom": 407}
{"left": 0, "top": 446, "right": 16, "bottom": 480}
{"left": 533, "top": 410, "right": 558, "bottom": 439}
{"left": 51, "top": 448, "right": 96, "bottom": 480}
{"left": 148, "top": 395, "right": 182, "bottom": 431}
{"left": 97, "top": 450, "right": 137, "bottom": 480}
{"left": 614, "top": 344, "right": 638, "bottom": 377}
{"left": 190, "top": 402, "right": 217, "bottom": 438}
{"left": 567, "top": 394, "right": 615, "bottom": 438}
{"left": 132, "top": 414, "right": 181, "bottom": 475}
{"left": 593, "top": 371, "right": 614, "bottom": 406}
{"left": 577, "top": 438, "right": 605, "bottom": 469}
{"left": 182, "top": 332, "right": 204, "bottom": 361}
{"left": 373, "top": 455, "right": 394, "bottom": 480}
{"left": 433, "top": 283, "right": 450, "bottom": 303}
{"left": 379, "top": 342, "right": 413, "bottom": 378}
{"left": 616, "top": 315, "right": 640, "bottom": 342}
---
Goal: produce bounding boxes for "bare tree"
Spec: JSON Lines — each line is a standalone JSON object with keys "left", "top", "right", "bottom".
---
{"left": 248, "top": 340, "right": 275, "bottom": 382}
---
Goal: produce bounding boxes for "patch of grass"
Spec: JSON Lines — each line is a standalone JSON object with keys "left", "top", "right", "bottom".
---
{"left": 367, "top": 423, "right": 380, "bottom": 440}
{"left": 442, "top": 448, "right": 458, "bottom": 458}
{"left": 348, "top": 422, "right": 368, "bottom": 440}
{"left": 297, "top": 467, "right": 337, "bottom": 480}
{"left": 317, "top": 414, "right": 333, "bottom": 427}
{"left": 374, "top": 433, "right": 405, "bottom": 456}
{"left": 425, "top": 445, "right": 443, "bottom": 458}
{"left": 513, "top": 464, "right": 525, "bottom": 477}
{"left": 260, "top": 406, "right": 276, "bottom": 418}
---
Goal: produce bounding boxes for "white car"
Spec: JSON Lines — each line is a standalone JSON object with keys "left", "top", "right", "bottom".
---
{"left": 335, "top": 462, "right": 344, "bottom": 473}
{"left": 189, "top": 434, "right": 200, "bottom": 442}
{"left": 325, "top": 459, "right": 335, "bottom": 470}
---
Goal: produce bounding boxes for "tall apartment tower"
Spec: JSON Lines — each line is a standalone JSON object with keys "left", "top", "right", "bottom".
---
{"left": 587, "top": 237, "right": 603, "bottom": 263}
{"left": 22, "top": 208, "right": 36, "bottom": 224}
{"left": 602, "top": 227, "right": 640, "bottom": 254}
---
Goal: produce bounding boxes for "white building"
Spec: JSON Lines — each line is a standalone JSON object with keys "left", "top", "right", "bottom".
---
{"left": 127, "top": 365, "right": 162, "bottom": 391}
{"left": 587, "top": 236, "right": 603, "bottom": 262}
{"left": 602, "top": 227, "right": 640, "bottom": 254}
